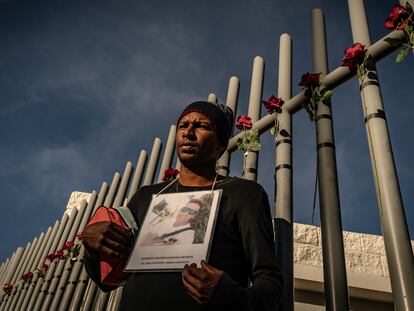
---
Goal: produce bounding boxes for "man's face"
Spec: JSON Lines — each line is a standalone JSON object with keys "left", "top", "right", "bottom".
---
{"left": 173, "top": 202, "right": 200, "bottom": 227}
{"left": 176, "top": 112, "right": 223, "bottom": 166}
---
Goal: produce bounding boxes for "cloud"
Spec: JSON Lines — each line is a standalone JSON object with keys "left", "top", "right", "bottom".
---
{"left": 1, "top": 0, "right": 413, "bottom": 264}
{"left": 16, "top": 145, "right": 92, "bottom": 205}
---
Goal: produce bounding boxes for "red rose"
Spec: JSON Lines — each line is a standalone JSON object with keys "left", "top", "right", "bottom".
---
{"left": 341, "top": 43, "right": 366, "bottom": 71}
{"left": 63, "top": 241, "right": 75, "bottom": 250}
{"left": 262, "top": 95, "right": 284, "bottom": 114}
{"left": 162, "top": 168, "right": 180, "bottom": 183}
{"left": 235, "top": 115, "right": 253, "bottom": 130}
{"left": 36, "top": 263, "right": 49, "bottom": 278}
{"left": 76, "top": 232, "right": 83, "bottom": 240}
{"left": 45, "top": 253, "right": 57, "bottom": 261}
{"left": 55, "top": 249, "right": 64, "bottom": 259}
{"left": 3, "top": 283, "right": 13, "bottom": 295}
{"left": 41, "top": 263, "right": 49, "bottom": 271}
{"left": 385, "top": 5, "right": 412, "bottom": 30}
{"left": 21, "top": 272, "right": 34, "bottom": 283}
{"left": 299, "top": 72, "right": 321, "bottom": 88}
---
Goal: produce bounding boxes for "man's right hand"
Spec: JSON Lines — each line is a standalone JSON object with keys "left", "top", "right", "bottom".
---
{"left": 82, "top": 221, "right": 133, "bottom": 261}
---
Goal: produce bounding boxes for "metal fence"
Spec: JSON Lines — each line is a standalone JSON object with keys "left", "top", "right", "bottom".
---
{"left": 1, "top": 0, "right": 413, "bottom": 310}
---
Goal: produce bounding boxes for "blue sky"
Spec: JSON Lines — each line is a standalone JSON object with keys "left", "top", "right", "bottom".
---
{"left": 0, "top": 0, "right": 413, "bottom": 262}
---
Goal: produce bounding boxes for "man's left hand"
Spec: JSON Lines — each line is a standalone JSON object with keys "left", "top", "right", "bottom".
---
{"left": 182, "top": 260, "right": 223, "bottom": 304}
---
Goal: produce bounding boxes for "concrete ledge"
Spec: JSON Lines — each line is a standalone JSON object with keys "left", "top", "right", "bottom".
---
{"left": 294, "top": 263, "right": 392, "bottom": 303}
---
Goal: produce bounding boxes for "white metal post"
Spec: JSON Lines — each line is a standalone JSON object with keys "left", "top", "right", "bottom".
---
{"left": 218, "top": 76, "right": 240, "bottom": 176}
{"left": 274, "top": 33, "right": 293, "bottom": 311}
{"left": 348, "top": 1, "right": 414, "bottom": 309}
{"left": 312, "top": 8, "right": 350, "bottom": 310}
{"left": 244, "top": 56, "right": 264, "bottom": 181}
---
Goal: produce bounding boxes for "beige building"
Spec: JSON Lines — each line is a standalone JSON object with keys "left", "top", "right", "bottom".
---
{"left": 292, "top": 222, "right": 414, "bottom": 310}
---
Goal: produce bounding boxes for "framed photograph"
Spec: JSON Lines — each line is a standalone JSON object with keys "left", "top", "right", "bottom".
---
{"left": 125, "top": 189, "right": 222, "bottom": 272}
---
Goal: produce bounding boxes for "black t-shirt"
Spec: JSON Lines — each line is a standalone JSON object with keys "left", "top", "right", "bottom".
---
{"left": 87, "top": 176, "right": 282, "bottom": 311}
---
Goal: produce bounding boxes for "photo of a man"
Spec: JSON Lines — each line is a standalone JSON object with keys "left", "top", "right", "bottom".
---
{"left": 139, "top": 193, "right": 213, "bottom": 246}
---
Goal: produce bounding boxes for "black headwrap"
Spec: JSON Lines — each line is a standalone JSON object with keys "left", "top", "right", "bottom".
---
{"left": 177, "top": 101, "right": 234, "bottom": 148}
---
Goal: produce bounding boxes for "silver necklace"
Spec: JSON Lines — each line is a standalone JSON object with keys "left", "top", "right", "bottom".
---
{"left": 176, "top": 173, "right": 218, "bottom": 193}
{"left": 155, "top": 173, "right": 218, "bottom": 197}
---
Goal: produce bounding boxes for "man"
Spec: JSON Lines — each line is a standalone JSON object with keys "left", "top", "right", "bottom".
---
{"left": 83, "top": 101, "right": 282, "bottom": 310}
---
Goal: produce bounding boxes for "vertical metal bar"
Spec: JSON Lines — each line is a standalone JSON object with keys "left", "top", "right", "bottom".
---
{"left": 10, "top": 243, "right": 31, "bottom": 286}
{"left": 95, "top": 182, "right": 109, "bottom": 209}
{"left": 3, "top": 237, "right": 39, "bottom": 311}
{"left": 105, "top": 173, "right": 121, "bottom": 207}
{"left": 0, "top": 242, "right": 31, "bottom": 310}
{"left": 0, "top": 259, "right": 8, "bottom": 306}
{"left": 97, "top": 165, "right": 133, "bottom": 311}
{"left": 10, "top": 243, "right": 31, "bottom": 284}
{"left": 348, "top": 1, "right": 414, "bottom": 309}
{"left": 157, "top": 125, "right": 177, "bottom": 183}
{"left": 50, "top": 192, "right": 97, "bottom": 311}
{"left": 20, "top": 220, "right": 61, "bottom": 310}
{"left": 48, "top": 194, "right": 97, "bottom": 311}
{"left": 19, "top": 222, "right": 59, "bottom": 310}
{"left": 0, "top": 255, "right": 13, "bottom": 308}
{"left": 85, "top": 176, "right": 121, "bottom": 311}
{"left": 244, "top": 56, "right": 264, "bottom": 181}
{"left": 218, "top": 76, "right": 240, "bottom": 176}
{"left": 10, "top": 230, "right": 47, "bottom": 311}
{"left": 0, "top": 256, "right": 13, "bottom": 308}
{"left": 0, "top": 255, "right": 12, "bottom": 286}
{"left": 0, "top": 262, "right": 6, "bottom": 286}
{"left": 143, "top": 138, "right": 162, "bottom": 186}
{"left": 57, "top": 189, "right": 101, "bottom": 311}
{"left": 107, "top": 286, "right": 123, "bottom": 311}
{"left": 312, "top": 8, "right": 350, "bottom": 310}
{"left": 75, "top": 280, "right": 96, "bottom": 311}
{"left": 32, "top": 209, "right": 79, "bottom": 311}
{"left": 127, "top": 150, "right": 147, "bottom": 201}
{"left": 0, "top": 260, "right": 9, "bottom": 283}
{"left": 39, "top": 207, "right": 80, "bottom": 310}
{"left": 0, "top": 248, "right": 24, "bottom": 303}
{"left": 274, "top": 33, "right": 294, "bottom": 311}
{"left": 207, "top": 93, "right": 218, "bottom": 104}
{"left": 66, "top": 183, "right": 109, "bottom": 311}
{"left": 113, "top": 162, "right": 133, "bottom": 208}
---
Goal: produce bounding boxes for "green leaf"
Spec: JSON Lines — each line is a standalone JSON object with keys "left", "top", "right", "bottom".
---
{"left": 73, "top": 244, "right": 81, "bottom": 257}
{"left": 406, "top": 1, "right": 413, "bottom": 15}
{"left": 236, "top": 138, "right": 243, "bottom": 150}
{"left": 249, "top": 142, "right": 261, "bottom": 151}
{"left": 322, "top": 90, "right": 333, "bottom": 98}
{"left": 396, "top": 47, "right": 410, "bottom": 62}
{"left": 310, "top": 97, "right": 315, "bottom": 106}
{"left": 303, "top": 103, "right": 314, "bottom": 121}
{"left": 384, "top": 37, "right": 404, "bottom": 46}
